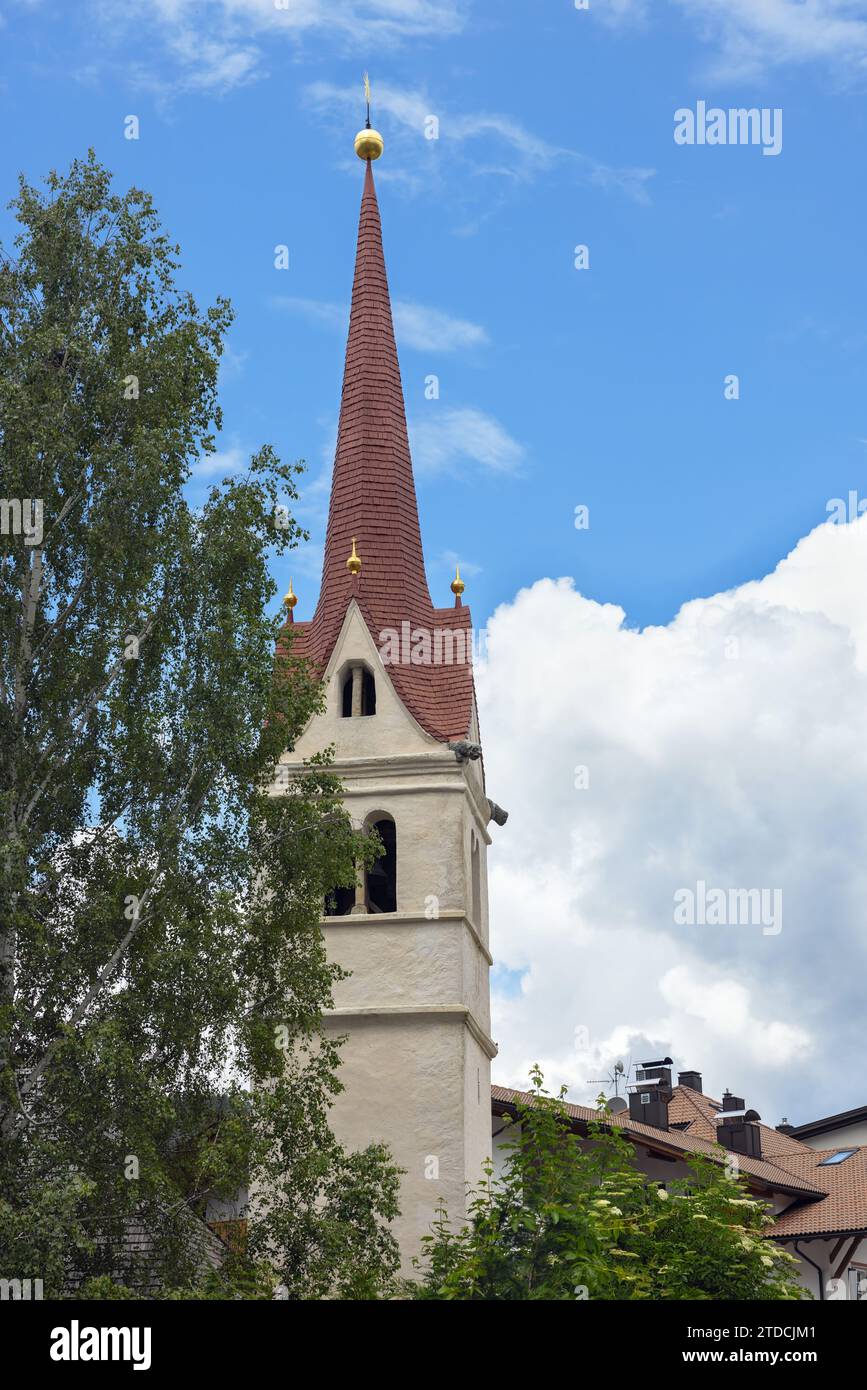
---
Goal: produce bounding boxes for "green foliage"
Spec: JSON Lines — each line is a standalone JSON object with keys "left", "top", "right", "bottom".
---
{"left": 76, "top": 1276, "right": 137, "bottom": 1300}
{"left": 411, "top": 1066, "right": 807, "bottom": 1301}
{"left": 0, "top": 152, "right": 399, "bottom": 1299}
{"left": 0, "top": 1170, "right": 96, "bottom": 1295}
{"left": 157, "top": 1257, "right": 279, "bottom": 1302}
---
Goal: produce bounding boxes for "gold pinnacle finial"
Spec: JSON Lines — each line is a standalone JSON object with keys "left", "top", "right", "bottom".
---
{"left": 355, "top": 72, "right": 383, "bottom": 160}
{"left": 346, "top": 537, "right": 362, "bottom": 576}
{"left": 450, "top": 564, "right": 465, "bottom": 597}
{"left": 283, "top": 577, "right": 297, "bottom": 610}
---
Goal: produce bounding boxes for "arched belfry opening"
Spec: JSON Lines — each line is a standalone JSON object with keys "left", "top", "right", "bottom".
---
{"left": 323, "top": 813, "right": 397, "bottom": 917}
{"left": 365, "top": 813, "right": 397, "bottom": 914}
{"left": 324, "top": 882, "right": 355, "bottom": 918}
{"left": 340, "top": 663, "right": 376, "bottom": 718}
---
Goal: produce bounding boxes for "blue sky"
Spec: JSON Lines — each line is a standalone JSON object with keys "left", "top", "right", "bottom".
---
{"left": 5, "top": 1, "right": 867, "bottom": 1116}
{"left": 4, "top": 0, "right": 867, "bottom": 632}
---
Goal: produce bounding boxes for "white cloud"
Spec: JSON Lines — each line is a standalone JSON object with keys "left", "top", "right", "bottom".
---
{"left": 306, "top": 80, "right": 560, "bottom": 170}
{"left": 272, "top": 295, "right": 488, "bottom": 353}
{"left": 218, "top": 339, "right": 249, "bottom": 384}
{"left": 481, "top": 515, "right": 867, "bottom": 1121}
{"left": 658, "top": 966, "right": 811, "bottom": 1067}
{"left": 409, "top": 406, "right": 524, "bottom": 475}
{"left": 306, "top": 80, "right": 656, "bottom": 203}
{"left": 598, "top": 0, "right": 650, "bottom": 21}
{"left": 393, "top": 301, "right": 488, "bottom": 353}
{"left": 608, "top": 0, "right": 867, "bottom": 80}
{"left": 190, "top": 443, "right": 248, "bottom": 476}
{"left": 155, "top": 20, "right": 260, "bottom": 92}
{"left": 684, "top": 0, "right": 867, "bottom": 80}
{"left": 90, "top": 0, "right": 463, "bottom": 93}
{"left": 270, "top": 297, "right": 347, "bottom": 333}
{"left": 438, "top": 548, "right": 482, "bottom": 578}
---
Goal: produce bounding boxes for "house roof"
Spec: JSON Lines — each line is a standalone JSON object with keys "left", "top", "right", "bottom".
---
{"left": 491, "top": 1085, "right": 825, "bottom": 1200}
{"left": 667, "top": 1084, "right": 810, "bottom": 1160}
{"left": 67, "top": 1205, "right": 227, "bottom": 1295}
{"left": 765, "top": 1147, "right": 867, "bottom": 1240}
{"left": 786, "top": 1103, "right": 867, "bottom": 1142}
{"left": 492, "top": 1083, "right": 867, "bottom": 1238}
{"left": 281, "top": 158, "right": 475, "bottom": 744}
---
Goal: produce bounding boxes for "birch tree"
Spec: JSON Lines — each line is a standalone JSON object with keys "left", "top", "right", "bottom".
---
{"left": 0, "top": 152, "right": 399, "bottom": 1298}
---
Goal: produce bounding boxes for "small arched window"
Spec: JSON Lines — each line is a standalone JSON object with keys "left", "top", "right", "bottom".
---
{"left": 366, "top": 815, "right": 397, "bottom": 914}
{"left": 340, "top": 664, "right": 376, "bottom": 717}
{"left": 471, "top": 834, "right": 481, "bottom": 925}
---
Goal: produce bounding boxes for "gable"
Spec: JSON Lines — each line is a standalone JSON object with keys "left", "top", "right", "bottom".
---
{"left": 291, "top": 601, "right": 444, "bottom": 762}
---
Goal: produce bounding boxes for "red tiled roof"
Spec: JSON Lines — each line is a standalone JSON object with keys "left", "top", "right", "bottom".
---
{"left": 491, "top": 1086, "right": 825, "bottom": 1199}
{"left": 493, "top": 1084, "right": 867, "bottom": 1238}
{"left": 667, "top": 1084, "right": 720, "bottom": 1142}
{"left": 283, "top": 159, "right": 475, "bottom": 744}
{"left": 668, "top": 1086, "right": 810, "bottom": 1160}
{"left": 765, "top": 1147, "right": 867, "bottom": 1239}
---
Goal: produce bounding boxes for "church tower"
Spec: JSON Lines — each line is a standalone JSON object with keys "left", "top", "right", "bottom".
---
{"left": 276, "top": 116, "right": 504, "bottom": 1271}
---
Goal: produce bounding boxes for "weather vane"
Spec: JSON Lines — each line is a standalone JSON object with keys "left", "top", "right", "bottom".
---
{"left": 355, "top": 74, "right": 383, "bottom": 161}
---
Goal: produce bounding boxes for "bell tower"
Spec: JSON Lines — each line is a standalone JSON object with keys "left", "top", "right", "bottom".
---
{"left": 275, "top": 110, "right": 505, "bottom": 1271}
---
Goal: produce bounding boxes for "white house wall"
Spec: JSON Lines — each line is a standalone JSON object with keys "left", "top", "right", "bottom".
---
{"left": 796, "top": 1120, "right": 867, "bottom": 1151}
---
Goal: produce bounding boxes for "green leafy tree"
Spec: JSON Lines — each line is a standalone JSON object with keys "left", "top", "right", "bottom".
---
{"left": 0, "top": 151, "right": 399, "bottom": 1298}
{"left": 411, "top": 1067, "right": 806, "bottom": 1301}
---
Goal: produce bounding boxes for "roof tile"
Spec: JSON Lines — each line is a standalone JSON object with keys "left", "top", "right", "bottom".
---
{"left": 280, "top": 160, "right": 474, "bottom": 743}
{"left": 492, "top": 1083, "right": 867, "bottom": 1237}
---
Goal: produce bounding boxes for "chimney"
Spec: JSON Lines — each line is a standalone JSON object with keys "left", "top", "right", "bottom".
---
{"left": 776, "top": 1118, "right": 795, "bottom": 1136}
{"left": 677, "top": 1069, "right": 703, "bottom": 1093}
{"left": 716, "top": 1091, "right": 763, "bottom": 1159}
{"left": 628, "top": 1057, "right": 673, "bottom": 1131}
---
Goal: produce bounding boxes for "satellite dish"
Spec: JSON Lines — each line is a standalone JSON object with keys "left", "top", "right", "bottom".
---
{"left": 607, "top": 1096, "right": 628, "bottom": 1115}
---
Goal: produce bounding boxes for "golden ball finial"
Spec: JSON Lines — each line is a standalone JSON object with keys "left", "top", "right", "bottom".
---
{"left": 450, "top": 564, "right": 465, "bottom": 597}
{"left": 355, "top": 127, "right": 384, "bottom": 161}
{"left": 283, "top": 578, "right": 298, "bottom": 610}
{"left": 346, "top": 537, "right": 362, "bottom": 576}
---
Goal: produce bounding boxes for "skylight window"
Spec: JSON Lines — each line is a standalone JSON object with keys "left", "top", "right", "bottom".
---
{"left": 818, "top": 1149, "right": 859, "bottom": 1166}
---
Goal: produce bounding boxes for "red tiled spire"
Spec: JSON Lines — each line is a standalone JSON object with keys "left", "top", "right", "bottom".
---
{"left": 285, "top": 159, "right": 475, "bottom": 744}
{"left": 320, "top": 158, "right": 432, "bottom": 620}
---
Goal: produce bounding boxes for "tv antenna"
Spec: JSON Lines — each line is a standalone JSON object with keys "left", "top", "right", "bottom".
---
{"left": 588, "top": 1059, "right": 629, "bottom": 1097}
